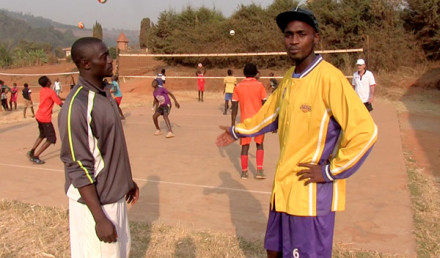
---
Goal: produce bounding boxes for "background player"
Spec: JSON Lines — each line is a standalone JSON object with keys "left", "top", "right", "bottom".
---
{"left": 156, "top": 68, "right": 166, "bottom": 87}
{"left": 152, "top": 79, "right": 180, "bottom": 138}
{"left": 197, "top": 70, "right": 205, "bottom": 102}
{"left": 231, "top": 63, "right": 267, "bottom": 180}
{"left": 223, "top": 69, "right": 237, "bottom": 115}
{"left": 352, "top": 58, "right": 376, "bottom": 112}
{"left": 27, "top": 76, "right": 63, "bottom": 164}
{"left": 110, "top": 75, "right": 125, "bottom": 120}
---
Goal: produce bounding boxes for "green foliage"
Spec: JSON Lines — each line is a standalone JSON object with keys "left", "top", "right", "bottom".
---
{"left": 12, "top": 41, "right": 50, "bottom": 67}
{"left": 0, "top": 43, "right": 13, "bottom": 68}
{"left": 0, "top": 10, "right": 77, "bottom": 68}
{"left": 93, "top": 21, "right": 103, "bottom": 40}
{"left": 145, "top": 0, "right": 427, "bottom": 71}
{"left": 309, "top": 0, "right": 423, "bottom": 71}
{"left": 109, "top": 47, "right": 117, "bottom": 59}
{"left": 403, "top": 0, "right": 440, "bottom": 60}
{"left": 0, "top": 40, "right": 56, "bottom": 68}
{"left": 139, "top": 18, "right": 151, "bottom": 48}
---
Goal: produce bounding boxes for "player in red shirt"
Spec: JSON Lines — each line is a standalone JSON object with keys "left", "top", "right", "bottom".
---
{"left": 27, "top": 76, "right": 63, "bottom": 164}
{"left": 197, "top": 70, "right": 205, "bottom": 102}
{"left": 231, "top": 63, "right": 267, "bottom": 179}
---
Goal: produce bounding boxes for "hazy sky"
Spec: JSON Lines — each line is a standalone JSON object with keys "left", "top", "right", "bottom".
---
{"left": 0, "top": 0, "right": 274, "bottom": 30}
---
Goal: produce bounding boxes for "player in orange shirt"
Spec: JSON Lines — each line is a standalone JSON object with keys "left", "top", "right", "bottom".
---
{"left": 231, "top": 63, "right": 267, "bottom": 179}
{"left": 27, "top": 76, "right": 63, "bottom": 164}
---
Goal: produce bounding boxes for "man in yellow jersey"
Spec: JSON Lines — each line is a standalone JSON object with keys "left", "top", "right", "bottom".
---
{"left": 216, "top": 7, "right": 377, "bottom": 258}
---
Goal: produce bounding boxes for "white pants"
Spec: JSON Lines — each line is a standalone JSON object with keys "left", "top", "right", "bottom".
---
{"left": 69, "top": 198, "right": 131, "bottom": 258}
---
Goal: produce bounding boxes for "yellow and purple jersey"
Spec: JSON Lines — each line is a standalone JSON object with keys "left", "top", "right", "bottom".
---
{"left": 230, "top": 55, "right": 378, "bottom": 216}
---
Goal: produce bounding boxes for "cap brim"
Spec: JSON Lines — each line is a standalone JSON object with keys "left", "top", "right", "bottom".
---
{"left": 276, "top": 11, "right": 316, "bottom": 32}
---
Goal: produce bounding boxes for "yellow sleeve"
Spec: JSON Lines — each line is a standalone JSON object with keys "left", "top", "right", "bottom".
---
{"left": 231, "top": 68, "right": 293, "bottom": 139}
{"left": 322, "top": 71, "right": 378, "bottom": 180}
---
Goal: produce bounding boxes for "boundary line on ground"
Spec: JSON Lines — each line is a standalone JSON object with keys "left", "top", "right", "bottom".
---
{"left": 0, "top": 163, "right": 271, "bottom": 195}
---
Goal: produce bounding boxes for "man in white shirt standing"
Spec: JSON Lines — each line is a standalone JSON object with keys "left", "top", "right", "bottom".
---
{"left": 352, "top": 59, "right": 376, "bottom": 112}
{"left": 54, "top": 78, "right": 62, "bottom": 97}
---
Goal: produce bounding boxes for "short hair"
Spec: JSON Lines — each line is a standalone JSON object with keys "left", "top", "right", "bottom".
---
{"left": 112, "top": 75, "right": 119, "bottom": 81}
{"left": 71, "top": 37, "right": 103, "bottom": 67}
{"left": 161, "top": 68, "right": 166, "bottom": 74}
{"left": 24, "top": 83, "right": 29, "bottom": 87}
{"left": 243, "top": 63, "right": 259, "bottom": 77}
{"left": 0, "top": 80, "right": 3, "bottom": 85}
{"left": 227, "top": 69, "right": 232, "bottom": 76}
{"left": 38, "top": 76, "right": 50, "bottom": 87}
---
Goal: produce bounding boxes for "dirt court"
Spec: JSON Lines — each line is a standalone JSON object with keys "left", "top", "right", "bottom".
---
{"left": 2, "top": 60, "right": 439, "bottom": 256}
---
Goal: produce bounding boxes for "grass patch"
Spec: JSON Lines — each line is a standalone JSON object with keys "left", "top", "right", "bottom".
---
{"left": 405, "top": 164, "right": 440, "bottom": 257}
{"left": 1, "top": 199, "right": 396, "bottom": 257}
{"left": 0, "top": 200, "right": 70, "bottom": 258}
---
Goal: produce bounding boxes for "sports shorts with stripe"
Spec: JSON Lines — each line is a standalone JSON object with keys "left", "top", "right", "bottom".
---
{"left": 264, "top": 207, "right": 335, "bottom": 258}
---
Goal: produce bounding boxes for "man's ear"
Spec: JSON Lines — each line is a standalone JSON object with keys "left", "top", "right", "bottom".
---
{"left": 313, "top": 32, "right": 320, "bottom": 46}
{"left": 81, "top": 59, "right": 91, "bottom": 70}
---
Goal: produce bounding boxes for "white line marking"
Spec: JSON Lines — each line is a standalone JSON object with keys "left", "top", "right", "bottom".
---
{"left": 134, "top": 178, "right": 271, "bottom": 195}
{"left": 0, "top": 163, "right": 271, "bottom": 195}
{"left": 0, "top": 163, "right": 64, "bottom": 172}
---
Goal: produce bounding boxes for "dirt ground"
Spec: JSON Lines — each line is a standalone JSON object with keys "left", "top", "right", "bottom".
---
{"left": 1, "top": 59, "right": 439, "bottom": 256}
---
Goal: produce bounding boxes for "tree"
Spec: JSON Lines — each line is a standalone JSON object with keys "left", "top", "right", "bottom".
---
{"left": 93, "top": 21, "right": 103, "bottom": 40}
{"left": 0, "top": 43, "right": 13, "bottom": 68}
{"left": 309, "top": 0, "right": 423, "bottom": 71}
{"left": 109, "top": 46, "right": 117, "bottom": 59}
{"left": 145, "top": 0, "right": 425, "bottom": 71}
{"left": 139, "top": 18, "right": 151, "bottom": 49}
{"left": 403, "top": 0, "right": 440, "bottom": 60}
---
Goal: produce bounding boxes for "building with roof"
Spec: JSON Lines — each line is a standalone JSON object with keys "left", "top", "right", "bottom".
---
{"left": 117, "top": 32, "right": 128, "bottom": 51}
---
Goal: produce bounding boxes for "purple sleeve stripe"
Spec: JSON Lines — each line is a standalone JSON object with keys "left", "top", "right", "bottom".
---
{"left": 331, "top": 145, "right": 375, "bottom": 180}
{"left": 321, "top": 164, "right": 334, "bottom": 182}
{"left": 230, "top": 126, "right": 239, "bottom": 140}
{"left": 234, "top": 118, "right": 278, "bottom": 138}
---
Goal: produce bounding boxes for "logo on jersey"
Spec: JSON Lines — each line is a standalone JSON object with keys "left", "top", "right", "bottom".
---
{"left": 300, "top": 104, "right": 312, "bottom": 113}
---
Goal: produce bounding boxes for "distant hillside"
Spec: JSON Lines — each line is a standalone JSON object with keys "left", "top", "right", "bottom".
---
{"left": 0, "top": 9, "right": 139, "bottom": 48}
{"left": 0, "top": 10, "right": 76, "bottom": 48}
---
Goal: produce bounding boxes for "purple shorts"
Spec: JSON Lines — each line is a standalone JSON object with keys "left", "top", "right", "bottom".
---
{"left": 264, "top": 208, "right": 335, "bottom": 258}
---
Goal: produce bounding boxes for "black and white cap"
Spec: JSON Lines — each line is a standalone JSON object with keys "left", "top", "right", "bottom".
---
{"left": 276, "top": 7, "right": 319, "bottom": 32}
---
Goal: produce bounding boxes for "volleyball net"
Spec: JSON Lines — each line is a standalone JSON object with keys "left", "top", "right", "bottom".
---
{"left": 118, "top": 48, "right": 363, "bottom": 80}
{"left": 0, "top": 48, "right": 363, "bottom": 88}
{"left": 0, "top": 71, "right": 78, "bottom": 89}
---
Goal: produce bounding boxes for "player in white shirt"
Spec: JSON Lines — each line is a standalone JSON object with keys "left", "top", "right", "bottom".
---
{"left": 54, "top": 78, "right": 62, "bottom": 96}
{"left": 352, "top": 59, "right": 376, "bottom": 112}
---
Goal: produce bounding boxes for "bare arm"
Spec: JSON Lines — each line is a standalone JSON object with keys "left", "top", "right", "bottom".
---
{"left": 152, "top": 98, "right": 158, "bottom": 110}
{"left": 216, "top": 125, "right": 236, "bottom": 147}
{"left": 78, "top": 184, "right": 117, "bottom": 243}
{"left": 369, "top": 85, "right": 375, "bottom": 103}
{"left": 168, "top": 91, "right": 180, "bottom": 108}
{"left": 125, "top": 181, "right": 139, "bottom": 204}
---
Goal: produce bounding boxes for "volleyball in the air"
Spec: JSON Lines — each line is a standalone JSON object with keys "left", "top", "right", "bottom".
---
{"left": 229, "top": 30, "right": 235, "bottom": 36}
{"left": 98, "top": 0, "right": 107, "bottom": 3}
{"left": 77, "top": 22, "right": 84, "bottom": 29}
